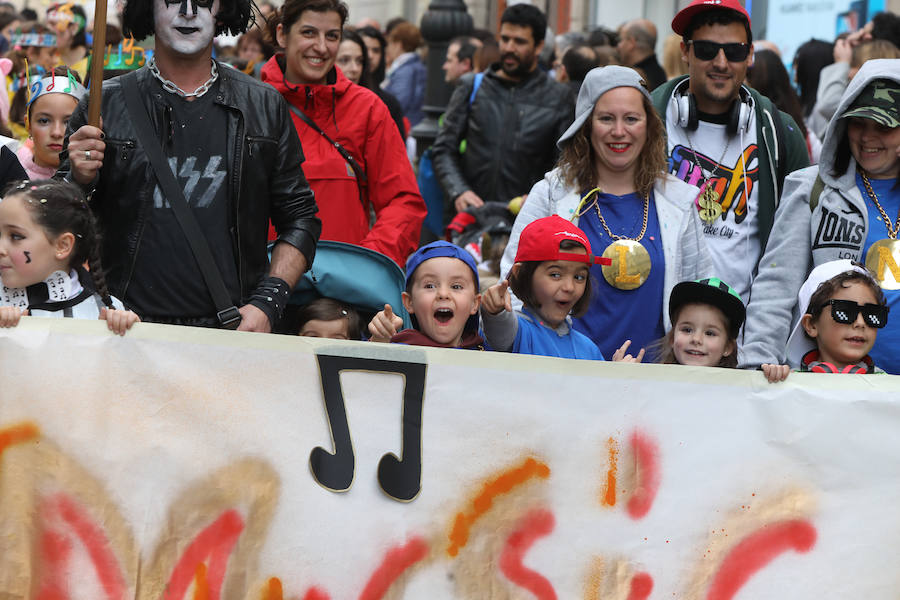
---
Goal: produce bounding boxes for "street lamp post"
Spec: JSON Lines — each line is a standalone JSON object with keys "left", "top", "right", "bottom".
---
{"left": 411, "top": 0, "right": 474, "bottom": 157}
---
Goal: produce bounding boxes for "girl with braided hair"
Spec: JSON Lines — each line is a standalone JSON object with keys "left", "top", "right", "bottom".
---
{"left": 0, "top": 179, "right": 139, "bottom": 334}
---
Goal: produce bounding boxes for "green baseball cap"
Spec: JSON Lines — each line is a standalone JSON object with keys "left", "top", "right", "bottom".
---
{"left": 840, "top": 79, "right": 900, "bottom": 128}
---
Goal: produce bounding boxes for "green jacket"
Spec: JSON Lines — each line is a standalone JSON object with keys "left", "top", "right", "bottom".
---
{"left": 651, "top": 76, "right": 810, "bottom": 253}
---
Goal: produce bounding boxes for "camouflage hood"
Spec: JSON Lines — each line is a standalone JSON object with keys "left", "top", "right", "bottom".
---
{"left": 819, "top": 58, "right": 900, "bottom": 189}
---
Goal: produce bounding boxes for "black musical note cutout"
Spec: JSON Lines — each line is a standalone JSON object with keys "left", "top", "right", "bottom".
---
{"left": 309, "top": 354, "right": 426, "bottom": 502}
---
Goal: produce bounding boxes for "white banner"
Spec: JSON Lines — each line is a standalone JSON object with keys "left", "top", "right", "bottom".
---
{"left": 2, "top": 318, "right": 900, "bottom": 599}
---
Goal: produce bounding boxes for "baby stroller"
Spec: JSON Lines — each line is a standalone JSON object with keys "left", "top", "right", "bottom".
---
{"left": 445, "top": 201, "right": 516, "bottom": 288}
{"left": 269, "top": 240, "right": 411, "bottom": 336}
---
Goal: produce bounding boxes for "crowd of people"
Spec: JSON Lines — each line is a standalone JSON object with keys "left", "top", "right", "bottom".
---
{"left": 0, "top": 0, "right": 897, "bottom": 380}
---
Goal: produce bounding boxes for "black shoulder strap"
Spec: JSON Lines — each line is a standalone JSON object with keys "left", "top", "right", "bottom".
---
{"left": 287, "top": 104, "right": 368, "bottom": 212}
{"left": 120, "top": 72, "right": 241, "bottom": 329}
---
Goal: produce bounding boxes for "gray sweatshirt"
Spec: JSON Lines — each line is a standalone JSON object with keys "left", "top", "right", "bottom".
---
{"left": 740, "top": 58, "right": 900, "bottom": 368}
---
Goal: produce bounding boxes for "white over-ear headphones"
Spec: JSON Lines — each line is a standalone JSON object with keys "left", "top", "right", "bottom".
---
{"left": 673, "top": 79, "right": 752, "bottom": 135}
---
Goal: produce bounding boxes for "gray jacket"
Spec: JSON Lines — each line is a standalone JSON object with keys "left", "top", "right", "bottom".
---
{"left": 740, "top": 59, "right": 900, "bottom": 367}
{"left": 809, "top": 61, "right": 849, "bottom": 141}
{"left": 500, "top": 169, "right": 713, "bottom": 331}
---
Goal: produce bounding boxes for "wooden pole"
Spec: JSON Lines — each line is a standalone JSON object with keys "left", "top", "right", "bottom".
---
{"left": 87, "top": 0, "right": 108, "bottom": 127}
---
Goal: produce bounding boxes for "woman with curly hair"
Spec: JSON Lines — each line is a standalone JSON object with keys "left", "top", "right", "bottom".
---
{"left": 500, "top": 66, "right": 712, "bottom": 359}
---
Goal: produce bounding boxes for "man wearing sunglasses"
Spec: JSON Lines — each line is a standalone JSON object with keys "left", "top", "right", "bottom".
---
{"left": 651, "top": 0, "right": 809, "bottom": 304}
{"left": 57, "top": 0, "right": 321, "bottom": 332}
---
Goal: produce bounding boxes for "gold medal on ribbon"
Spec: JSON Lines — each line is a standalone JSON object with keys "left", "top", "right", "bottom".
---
{"left": 601, "top": 240, "right": 651, "bottom": 290}
{"left": 698, "top": 186, "right": 723, "bottom": 225}
{"left": 865, "top": 238, "right": 900, "bottom": 290}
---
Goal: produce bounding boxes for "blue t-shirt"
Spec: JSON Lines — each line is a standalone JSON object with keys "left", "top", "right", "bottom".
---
{"left": 513, "top": 307, "right": 605, "bottom": 360}
{"left": 573, "top": 191, "right": 666, "bottom": 359}
{"left": 857, "top": 173, "right": 900, "bottom": 374}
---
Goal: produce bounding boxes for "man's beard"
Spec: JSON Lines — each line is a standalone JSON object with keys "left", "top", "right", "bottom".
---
{"left": 500, "top": 52, "right": 533, "bottom": 78}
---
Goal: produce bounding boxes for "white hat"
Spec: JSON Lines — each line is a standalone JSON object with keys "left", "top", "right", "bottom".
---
{"left": 784, "top": 260, "right": 872, "bottom": 367}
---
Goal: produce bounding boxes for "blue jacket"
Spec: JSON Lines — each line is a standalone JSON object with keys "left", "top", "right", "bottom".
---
{"left": 384, "top": 53, "right": 426, "bottom": 128}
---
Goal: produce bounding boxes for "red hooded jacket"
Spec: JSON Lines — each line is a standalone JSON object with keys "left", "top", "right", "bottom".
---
{"left": 262, "top": 56, "right": 425, "bottom": 267}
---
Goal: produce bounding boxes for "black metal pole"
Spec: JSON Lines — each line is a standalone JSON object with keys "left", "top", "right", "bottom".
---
{"left": 411, "top": 0, "right": 474, "bottom": 156}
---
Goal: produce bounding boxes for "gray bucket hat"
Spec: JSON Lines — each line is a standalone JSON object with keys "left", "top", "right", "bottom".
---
{"left": 557, "top": 65, "right": 652, "bottom": 148}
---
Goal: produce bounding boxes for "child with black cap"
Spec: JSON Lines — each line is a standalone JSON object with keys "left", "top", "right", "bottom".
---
{"left": 368, "top": 240, "right": 483, "bottom": 349}
{"left": 660, "top": 278, "right": 790, "bottom": 381}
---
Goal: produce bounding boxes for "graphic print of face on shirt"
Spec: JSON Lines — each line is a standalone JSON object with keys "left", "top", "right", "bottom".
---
{"left": 667, "top": 144, "right": 759, "bottom": 224}
{"left": 154, "top": 0, "right": 220, "bottom": 56}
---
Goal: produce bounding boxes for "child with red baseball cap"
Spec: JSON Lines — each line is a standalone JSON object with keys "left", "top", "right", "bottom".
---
{"left": 481, "top": 215, "right": 642, "bottom": 361}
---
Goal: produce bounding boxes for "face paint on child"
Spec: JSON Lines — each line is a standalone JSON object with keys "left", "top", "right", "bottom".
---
{"left": 154, "top": 0, "right": 219, "bottom": 56}
{"left": 0, "top": 195, "right": 71, "bottom": 288}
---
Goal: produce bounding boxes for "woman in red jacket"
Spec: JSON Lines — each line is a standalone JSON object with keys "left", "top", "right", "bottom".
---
{"left": 262, "top": 0, "right": 425, "bottom": 267}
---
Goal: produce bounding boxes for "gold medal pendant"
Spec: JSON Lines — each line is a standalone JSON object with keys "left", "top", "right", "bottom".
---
{"left": 601, "top": 240, "right": 652, "bottom": 290}
{"left": 698, "top": 186, "right": 723, "bottom": 225}
{"left": 865, "top": 238, "right": 900, "bottom": 290}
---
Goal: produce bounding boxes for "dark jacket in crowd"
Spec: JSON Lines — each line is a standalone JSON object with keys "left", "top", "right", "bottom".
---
{"left": 431, "top": 65, "right": 575, "bottom": 206}
{"left": 633, "top": 54, "right": 667, "bottom": 91}
{"left": 58, "top": 64, "right": 321, "bottom": 306}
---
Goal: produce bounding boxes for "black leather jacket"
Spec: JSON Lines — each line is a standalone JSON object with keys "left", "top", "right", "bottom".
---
{"left": 58, "top": 64, "right": 321, "bottom": 307}
{"left": 431, "top": 66, "right": 574, "bottom": 205}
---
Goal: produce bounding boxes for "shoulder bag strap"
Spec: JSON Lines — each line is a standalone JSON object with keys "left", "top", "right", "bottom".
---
{"left": 120, "top": 72, "right": 241, "bottom": 329}
{"left": 808, "top": 174, "right": 826, "bottom": 212}
{"left": 287, "top": 104, "right": 369, "bottom": 213}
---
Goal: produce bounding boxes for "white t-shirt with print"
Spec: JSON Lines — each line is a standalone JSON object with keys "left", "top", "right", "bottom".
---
{"left": 664, "top": 97, "right": 760, "bottom": 300}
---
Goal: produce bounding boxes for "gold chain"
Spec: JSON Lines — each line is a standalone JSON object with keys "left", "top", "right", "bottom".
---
{"left": 577, "top": 187, "right": 650, "bottom": 242}
{"left": 860, "top": 170, "right": 900, "bottom": 239}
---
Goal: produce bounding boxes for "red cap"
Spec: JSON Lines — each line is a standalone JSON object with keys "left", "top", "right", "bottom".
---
{"left": 671, "top": 0, "right": 751, "bottom": 36}
{"left": 514, "top": 215, "right": 612, "bottom": 266}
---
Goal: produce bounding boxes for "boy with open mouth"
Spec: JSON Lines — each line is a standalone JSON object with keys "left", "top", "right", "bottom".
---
{"left": 368, "top": 241, "right": 483, "bottom": 349}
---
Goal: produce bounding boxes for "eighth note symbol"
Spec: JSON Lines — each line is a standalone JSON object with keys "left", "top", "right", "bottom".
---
{"left": 310, "top": 354, "right": 426, "bottom": 502}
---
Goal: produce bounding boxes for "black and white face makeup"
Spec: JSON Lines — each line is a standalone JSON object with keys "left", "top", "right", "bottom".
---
{"left": 154, "top": 0, "right": 219, "bottom": 56}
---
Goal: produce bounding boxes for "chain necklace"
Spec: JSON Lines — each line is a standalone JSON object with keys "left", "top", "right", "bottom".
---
{"left": 686, "top": 132, "right": 731, "bottom": 224}
{"left": 575, "top": 187, "right": 653, "bottom": 290}
{"left": 148, "top": 57, "right": 218, "bottom": 98}
{"left": 860, "top": 170, "right": 900, "bottom": 239}
{"left": 685, "top": 131, "right": 731, "bottom": 185}
{"left": 577, "top": 187, "right": 650, "bottom": 241}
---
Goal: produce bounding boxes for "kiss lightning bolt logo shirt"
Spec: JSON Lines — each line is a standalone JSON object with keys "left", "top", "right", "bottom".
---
{"left": 664, "top": 103, "right": 761, "bottom": 300}
{"left": 126, "top": 81, "right": 241, "bottom": 318}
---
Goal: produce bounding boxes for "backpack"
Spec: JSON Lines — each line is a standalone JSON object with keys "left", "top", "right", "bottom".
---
{"left": 417, "top": 73, "right": 485, "bottom": 237}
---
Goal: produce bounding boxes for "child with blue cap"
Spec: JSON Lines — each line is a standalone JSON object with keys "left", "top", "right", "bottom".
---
{"left": 368, "top": 241, "right": 483, "bottom": 349}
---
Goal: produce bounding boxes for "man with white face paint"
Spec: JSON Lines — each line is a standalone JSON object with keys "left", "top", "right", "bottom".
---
{"left": 57, "top": 0, "right": 321, "bottom": 332}
{"left": 154, "top": 0, "right": 219, "bottom": 56}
